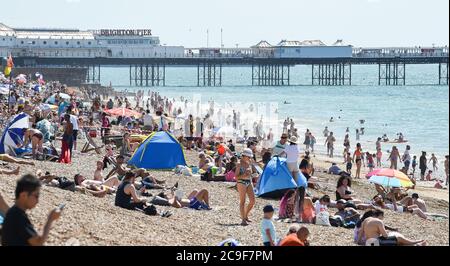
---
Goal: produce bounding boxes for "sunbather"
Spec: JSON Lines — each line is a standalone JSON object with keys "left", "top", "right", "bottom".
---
{"left": 0, "top": 166, "right": 20, "bottom": 176}
{"left": 94, "top": 161, "right": 120, "bottom": 188}
{"left": 0, "top": 154, "right": 35, "bottom": 166}
{"left": 106, "top": 155, "right": 165, "bottom": 188}
{"left": 358, "top": 209, "right": 426, "bottom": 246}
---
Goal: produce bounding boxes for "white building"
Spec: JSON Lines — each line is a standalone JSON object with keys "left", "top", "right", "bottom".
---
{"left": 0, "top": 23, "right": 184, "bottom": 59}
{"left": 274, "top": 39, "right": 353, "bottom": 58}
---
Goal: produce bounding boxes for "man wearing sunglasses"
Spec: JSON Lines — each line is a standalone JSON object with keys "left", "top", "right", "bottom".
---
{"left": 1, "top": 174, "right": 62, "bottom": 246}
{"left": 272, "top": 134, "right": 288, "bottom": 157}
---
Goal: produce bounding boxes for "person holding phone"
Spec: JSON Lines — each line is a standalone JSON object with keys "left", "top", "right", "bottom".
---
{"left": 1, "top": 174, "right": 62, "bottom": 246}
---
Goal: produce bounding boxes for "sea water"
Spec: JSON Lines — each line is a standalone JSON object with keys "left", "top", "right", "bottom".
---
{"left": 100, "top": 64, "right": 449, "bottom": 162}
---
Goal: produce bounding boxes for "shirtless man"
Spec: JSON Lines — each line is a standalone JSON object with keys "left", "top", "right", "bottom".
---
{"left": 106, "top": 155, "right": 165, "bottom": 188}
{"left": 198, "top": 152, "right": 214, "bottom": 171}
{"left": 359, "top": 209, "right": 426, "bottom": 246}
{"left": 94, "top": 161, "right": 120, "bottom": 188}
{"left": 325, "top": 132, "right": 336, "bottom": 158}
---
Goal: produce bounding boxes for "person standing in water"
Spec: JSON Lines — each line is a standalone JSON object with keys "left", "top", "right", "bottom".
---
{"left": 402, "top": 145, "right": 412, "bottom": 173}
{"left": 325, "top": 132, "right": 336, "bottom": 158}
{"left": 356, "top": 129, "right": 361, "bottom": 141}
{"left": 389, "top": 146, "right": 402, "bottom": 170}
{"left": 303, "top": 129, "right": 311, "bottom": 152}
{"left": 323, "top": 126, "right": 329, "bottom": 137}
{"left": 419, "top": 152, "right": 427, "bottom": 181}
{"left": 353, "top": 143, "right": 363, "bottom": 179}
{"left": 429, "top": 154, "right": 438, "bottom": 172}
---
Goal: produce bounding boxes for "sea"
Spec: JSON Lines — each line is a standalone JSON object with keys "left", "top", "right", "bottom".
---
{"left": 99, "top": 64, "right": 449, "bottom": 170}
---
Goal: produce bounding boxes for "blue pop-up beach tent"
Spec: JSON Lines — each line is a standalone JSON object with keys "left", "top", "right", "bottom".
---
{"left": 128, "top": 131, "right": 186, "bottom": 170}
{"left": 255, "top": 156, "right": 307, "bottom": 198}
{"left": 0, "top": 112, "right": 29, "bottom": 155}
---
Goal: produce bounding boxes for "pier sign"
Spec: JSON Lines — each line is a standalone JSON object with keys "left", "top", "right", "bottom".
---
{"left": 95, "top": 29, "right": 152, "bottom": 36}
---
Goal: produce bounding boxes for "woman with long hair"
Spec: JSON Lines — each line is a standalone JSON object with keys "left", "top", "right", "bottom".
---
{"left": 235, "top": 148, "right": 256, "bottom": 226}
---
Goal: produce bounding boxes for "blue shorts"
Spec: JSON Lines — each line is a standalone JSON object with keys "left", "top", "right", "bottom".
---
{"left": 189, "top": 198, "right": 202, "bottom": 210}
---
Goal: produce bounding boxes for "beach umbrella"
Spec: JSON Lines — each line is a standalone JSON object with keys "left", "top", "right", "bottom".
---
{"left": 0, "top": 113, "right": 29, "bottom": 154}
{"left": 38, "top": 103, "right": 58, "bottom": 112}
{"left": 104, "top": 107, "right": 142, "bottom": 118}
{"left": 367, "top": 168, "right": 413, "bottom": 188}
{"left": 0, "top": 84, "right": 9, "bottom": 95}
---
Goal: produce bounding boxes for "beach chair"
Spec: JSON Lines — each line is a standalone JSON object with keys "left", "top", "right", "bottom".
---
{"left": 81, "top": 128, "right": 104, "bottom": 154}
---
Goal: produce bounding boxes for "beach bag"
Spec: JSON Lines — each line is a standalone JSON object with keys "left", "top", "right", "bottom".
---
{"left": 315, "top": 211, "right": 331, "bottom": 226}
{"left": 329, "top": 215, "right": 344, "bottom": 227}
{"left": 225, "top": 170, "right": 236, "bottom": 182}
{"left": 201, "top": 169, "right": 212, "bottom": 181}
{"left": 57, "top": 177, "right": 76, "bottom": 192}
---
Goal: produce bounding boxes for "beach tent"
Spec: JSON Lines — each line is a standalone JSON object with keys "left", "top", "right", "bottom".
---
{"left": 128, "top": 131, "right": 186, "bottom": 170}
{"left": 0, "top": 112, "right": 29, "bottom": 154}
{"left": 255, "top": 156, "right": 307, "bottom": 198}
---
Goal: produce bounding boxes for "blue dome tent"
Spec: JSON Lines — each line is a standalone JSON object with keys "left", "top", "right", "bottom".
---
{"left": 128, "top": 131, "right": 186, "bottom": 170}
{"left": 255, "top": 156, "right": 307, "bottom": 198}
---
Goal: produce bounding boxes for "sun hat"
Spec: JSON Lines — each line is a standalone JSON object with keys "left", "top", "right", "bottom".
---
{"left": 242, "top": 148, "right": 253, "bottom": 158}
{"left": 289, "top": 136, "right": 298, "bottom": 144}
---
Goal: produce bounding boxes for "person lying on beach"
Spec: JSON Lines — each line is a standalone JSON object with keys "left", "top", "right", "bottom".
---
{"left": 106, "top": 155, "right": 165, "bottom": 187}
{"left": 94, "top": 161, "right": 120, "bottom": 188}
{"left": 370, "top": 194, "right": 439, "bottom": 219}
{"left": 334, "top": 199, "right": 361, "bottom": 225}
{"left": 398, "top": 193, "right": 448, "bottom": 219}
{"left": 0, "top": 154, "right": 35, "bottom": 166}
{"left": 328, "top": 163, "right": 351, "bottom": 177}
{"left": 358, "top": 209, "right": 427, "bottom": 246}
{"left": 35, "top": 170, "right": 77, "bottom": 192}
{"left": 0, "top": 166, "right": 21, "bottom": 176}
{"left": 73, "top": 173, "right": 116, "bottom": 196}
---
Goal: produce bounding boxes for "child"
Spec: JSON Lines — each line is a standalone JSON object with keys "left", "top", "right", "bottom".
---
{"left": 426, "top": 170, "right": 434, "bottom": 181}
{"left": 314, "top": 195, "right": 330, "bottom": 215}
{"left": 261, "top": 205, "right": 277, "bottom": 246}
{"left": 429, "top": 154, "right": 438, "bottom": 172}
{"left": 346, "top": 152, "right": 353, "bottom": 175}
{"left": 367, "top": 153, "right": 375, "bottom": 173}
{"left": 412, "top": 155, "right": 417, "bottom": 176}
{"left": 376, "top": 148, "right": 383, "bottom": 167}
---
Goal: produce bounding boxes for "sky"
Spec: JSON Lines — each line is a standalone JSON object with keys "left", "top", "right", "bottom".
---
{"left": 1, "top": 0, "right": 448, "bottom": 48}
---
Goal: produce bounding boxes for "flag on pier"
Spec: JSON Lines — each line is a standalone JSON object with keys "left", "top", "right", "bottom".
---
{"left": 4, "top": 54, "right": 14, "bottom": 77}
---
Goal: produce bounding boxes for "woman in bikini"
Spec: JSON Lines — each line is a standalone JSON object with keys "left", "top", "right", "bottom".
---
{"left": 353, "top": 143, "right": 363, "bottom": 179}
{"left": 389, "top": 146, "right": 402, "bottom": 170}
{"left": 235, "top": 148, "right": 256, "bottom": 226}
{"left": 20, "top": 127, "right": 44, "bottom": 159}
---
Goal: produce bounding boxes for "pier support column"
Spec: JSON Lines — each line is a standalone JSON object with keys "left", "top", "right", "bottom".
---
{"left": 252, "top": 64, "right": 290, "bottom": 86}
{"left": 378, "top": 62, "right": 406, "bottom": 86}
{"left": 439, "top": 62, "right": 449, "bottom": 85}
{"left": 85, "top": 65, "right": 101, "bottom": 84}
{"left": 312, "top": 63, "right": 351, "bottom": 86}
{"left": 197, "top": 62, "right": 222, "bottom": 87}
{"left": 130, "top": 64, "right": 165, "bottom": 87}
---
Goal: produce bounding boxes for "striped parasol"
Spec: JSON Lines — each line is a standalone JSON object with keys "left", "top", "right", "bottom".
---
{"left": 366, "top": 168, "right": 413, "bottom": 188}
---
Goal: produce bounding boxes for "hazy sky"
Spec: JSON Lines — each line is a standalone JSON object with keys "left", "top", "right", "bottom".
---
{"left": 2, "top": 0, "right": 448, "bottom": 47}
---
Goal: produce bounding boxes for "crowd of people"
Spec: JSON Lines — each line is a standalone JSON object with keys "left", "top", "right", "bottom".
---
{"left": 0, "top": 73, "right": 448, "bottom": 247}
